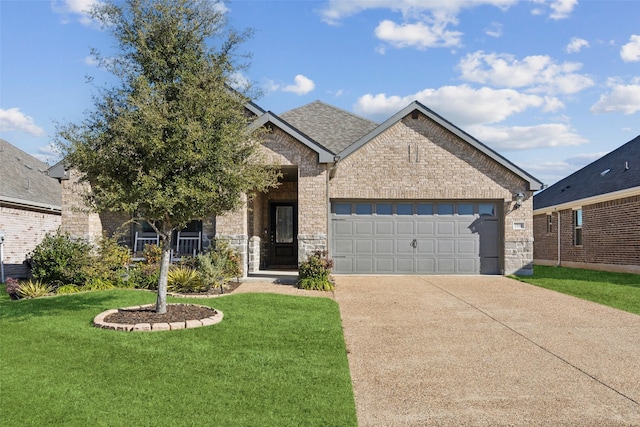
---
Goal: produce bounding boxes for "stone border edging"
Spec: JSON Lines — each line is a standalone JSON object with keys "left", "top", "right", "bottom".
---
{"left": 93, "top": 304, "right": 224, "bottom": 332}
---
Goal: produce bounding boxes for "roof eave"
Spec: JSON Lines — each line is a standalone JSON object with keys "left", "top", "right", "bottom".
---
{"left": 533, "top": 186, "right": 640, "bottom": 214}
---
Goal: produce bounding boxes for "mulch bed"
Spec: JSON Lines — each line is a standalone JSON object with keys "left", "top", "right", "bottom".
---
{"left": 104, "top": 304, "right": 217, "bottom": 324}
{"left": 103, "top": 281, "right": 241, "bottom": 324}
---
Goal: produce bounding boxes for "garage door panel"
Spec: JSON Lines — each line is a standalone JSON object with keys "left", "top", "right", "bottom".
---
{"left": 334, "top": 239, "right": 353, "bottom": 255}
{"left": 355, "top": 258, "right": 374, "bottom": 273}
{"left": 396, "top": 239, "right": 414, "bottom": 254}
{"left": 376, "top": 221, "right": 394, "bottom": 235}
{"left": 356, "top": 239, "right": 374, "bottom": 254}
{"left": 416, "top": 239, "right": 434, "bottom": 254}
{"left": 396, "top": 220, "right": 414, "bottom": 235}
{"left": 416, "top": 221, "right": 434, "bottom": 235}
{"left": 376, "top": 240, "right": 394, "bottom": 254}
{"left": 437, "top": 240, "right": 455, "bottom": 254}
{"left": 457, "top": 239, "right": 477, "bottom": 254}
{"left": 331, "top": 201, "right": 499, "bottom": 275}
{"left": 437, "top": 221, "right": 455, "bottom": 235}
{"left": 396, "top": 258, "right": 414, "bottom": 273}
{"left": 355, "top": 221, "right": 374, "bottom": 235}
{"left": 376, "top": 258, "right": 394, "bottom": 273}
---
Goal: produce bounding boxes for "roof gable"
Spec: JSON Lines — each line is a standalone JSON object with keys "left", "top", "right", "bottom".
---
{"left": 338, "top": 101, "right": 543, "bottom": 191}
{"left": 534, "top": 135, "right": 640, "bottom": 210}
{"left": 248, "top": 112, "right": 335, "bottom": 162}
{"left": 0, "top": 138, "right": 61, "bottom": 210}
{"left": 279, "top": 101, "right": 378, "bottom": 154}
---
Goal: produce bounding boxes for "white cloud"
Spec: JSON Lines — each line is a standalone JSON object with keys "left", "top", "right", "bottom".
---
{"left": 228, "top": 71, "right": 251, "bottom": 91}
{"left": 468, "top": 123, "right": 588, "bottom": 151}
{"left": 590, "top": 78, "right": 640, "bottom": 115}
{"left": 282, "top": 75, "right": 315, "bottom": 95}
{"left": 549, "top": 0, "right": 578, "bottom": 20}
{"left": 34, "top": 144, "right": 62, "bottom": 165}
{"left": 485, "top": 22, "right": 503, "bottom": 38}
{"left": 353, "top": 84, "right": 560, "bottom": 126}
{"left": 620, "top": 35, "right": 640, "bottom": 62}
{"left": 0, "top": 108, "right": 45, "bottom": 136}
{"left": 52, "top": 0, "right": 101, "bottom": 26}
{"left": 458, "top": 51, "right": 594, "bottom": 94}
{"left": 374, "top": 18, "right": 462, "bottom": 50}
{"left": 566, "top": 37, "right": 589, "bottom": 53}
{"left": 319, "top": 1, "right": 516, "bottom": 52}
{"left": 84, "top": 55, "right": 99, "bottom": 66}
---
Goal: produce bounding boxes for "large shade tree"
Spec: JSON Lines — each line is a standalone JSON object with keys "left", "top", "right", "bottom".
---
{"left": 56, "top": 0, "right": 279, "bottom": 313}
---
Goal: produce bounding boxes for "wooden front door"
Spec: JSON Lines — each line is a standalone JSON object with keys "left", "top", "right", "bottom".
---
{"left": 269, "top": 202, "right": 297, "bottom": 268}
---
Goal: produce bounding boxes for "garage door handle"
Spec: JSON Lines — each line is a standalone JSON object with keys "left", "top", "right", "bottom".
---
{"left": 411, "top": 239, "right": 417, "bottom": 248}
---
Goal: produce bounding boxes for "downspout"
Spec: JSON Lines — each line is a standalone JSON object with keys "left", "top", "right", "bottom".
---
{"left": 556, "top": 209, "right": 561, "bottom": 267}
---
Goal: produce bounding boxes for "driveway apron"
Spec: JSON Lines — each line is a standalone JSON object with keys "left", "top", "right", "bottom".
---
{"left": 333, "top": 275, "right": 640, "bottom": 426}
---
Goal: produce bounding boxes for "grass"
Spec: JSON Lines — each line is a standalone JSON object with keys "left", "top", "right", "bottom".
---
{"left": 513, "top": 266, "right": 640, "bottom": 315}
{"left": 0, "top": 289, "right": 357, "bottom": 426}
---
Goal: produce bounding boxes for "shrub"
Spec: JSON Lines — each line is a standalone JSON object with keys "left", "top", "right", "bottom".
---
{"left": 4, "top": 277, "right": 21, "bottom": 299}
{"left": 56, "top": 284, "right": 81, "bottom": 294}
{"left": 196, "top": 253, "right": 225, "bottom": 291}
{"left": 28, "top": 231, "right": 93, "bottom": 287}
{"left": 297, "top": 251, "right": 335, "bottom": 291}
{"left": 18, "top": 280, "right": 53, "bottom": 299}
{"left": 81, "top": 235, "right": 132, "bottom": 285}
{"left": 167, "top": 266, "right": 205, "bottom": 293}
{"left": 83, "top": 278, "right": 116, "bottom": 291}
{"left": 142, "top": 244, "right": 162, "bottom": 264}
{"left": 211, "top": 240, "right": 241, "bottom": 279}
{"left": 128, "top": 262, "right": 160, "bottom": 289}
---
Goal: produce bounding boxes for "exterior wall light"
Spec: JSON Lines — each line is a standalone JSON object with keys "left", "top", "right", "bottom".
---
{"left": 514, "top": 192, "right": 525, "bottom": 209}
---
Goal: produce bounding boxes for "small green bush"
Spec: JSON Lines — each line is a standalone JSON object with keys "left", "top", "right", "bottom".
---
{"left": 56, "top": 284, "right": 81, "bottom": 294}
{"left": 18, "top": 280, "right": 53, "bottom": 299}
{"left": 297, "top": 251, "right": 335, "bottom": 291}
{"left": 167, "top": 267, "right": 205, "bottom": 293}
{"left": 83, "top": 278, "right": 115, "bottom": 291}
{"left": 128, "top": 263, "right": 160, "bottom": 289}
{"left": 28, "top": 231, "right": 93, "bottom": 287}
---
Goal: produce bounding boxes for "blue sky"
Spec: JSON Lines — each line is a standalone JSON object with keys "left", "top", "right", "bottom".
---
{"left": 1, "top": 0, "right": 639, "bottom": 187}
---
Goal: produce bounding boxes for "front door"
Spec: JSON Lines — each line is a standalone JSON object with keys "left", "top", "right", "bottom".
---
{"left": 269, "top": 202, "right": 297, "bottom": 268}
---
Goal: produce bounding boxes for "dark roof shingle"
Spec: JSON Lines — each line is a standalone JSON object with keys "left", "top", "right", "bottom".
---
{"left": 0, "top": 138, "right": 61, "bottom": 209}
{"left": 534, "top": 135, "right": 640, "bottom": 210}
{"left": 279, "top": 101, "right": 378, "bottom": 154}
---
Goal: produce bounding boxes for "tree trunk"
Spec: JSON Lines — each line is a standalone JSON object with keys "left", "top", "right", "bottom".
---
{"left": 156, "top": 230, "right": 173, "bottom": 313}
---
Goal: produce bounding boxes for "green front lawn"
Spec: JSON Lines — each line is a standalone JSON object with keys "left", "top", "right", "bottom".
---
{"left": 0, "top": 290, "right": 357, "bottom": 426}
{"left": 513, "top": 266, "right": 640, "bottom": 315}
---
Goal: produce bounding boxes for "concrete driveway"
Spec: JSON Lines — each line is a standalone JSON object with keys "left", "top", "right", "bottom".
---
{"left": 333, "top": 275, "right": 640, "bottom": 426}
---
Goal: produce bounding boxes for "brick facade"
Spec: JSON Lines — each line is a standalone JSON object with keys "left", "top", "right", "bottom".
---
{"left": 0, "top": 205, "right": 61, "bottom": 278}
{"left": 534, "top": 195, "right": 640, "bottom": 273}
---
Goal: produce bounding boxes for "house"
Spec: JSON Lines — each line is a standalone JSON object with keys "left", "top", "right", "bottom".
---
{"left": 0, "top": 139, "right": 62, "bottom": 279}
{"left": 53, "top": 100, "right": 543, "bottom": 276}
{"left": 533, "top": 135, "right": 640, "bottom": 274}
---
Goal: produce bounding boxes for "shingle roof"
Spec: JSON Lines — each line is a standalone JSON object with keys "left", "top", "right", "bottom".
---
{"left": 0, "top": 138, "right": 61, "bottom": 210}
{"left": 279, "top": 100, "right": 379, "bottom": 154}
{"left": 534, "top": 135, "right": 640, "bottom": 210}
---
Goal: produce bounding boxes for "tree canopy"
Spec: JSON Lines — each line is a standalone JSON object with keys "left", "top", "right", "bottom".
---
{"left": 56, "top": 0, "right": 279, "bottom": 312}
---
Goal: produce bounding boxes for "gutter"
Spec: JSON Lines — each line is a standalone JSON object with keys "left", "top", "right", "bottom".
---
{"left": 534, "top": 186, "right": 640, "bottom": 215}
{"left": 0, "top": 196, "right": 62, "bottom": 213}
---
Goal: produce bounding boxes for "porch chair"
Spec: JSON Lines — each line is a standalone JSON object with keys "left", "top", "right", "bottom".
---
{"left": 132, "top": 231, "right": 160, "bottom": 261}
{"left": 172, "top": 231, "right": 202, "bottom": 261}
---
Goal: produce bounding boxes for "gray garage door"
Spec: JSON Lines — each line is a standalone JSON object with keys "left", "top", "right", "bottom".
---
{"left": 331, "top": 201, "right": 500, "bottom": 274}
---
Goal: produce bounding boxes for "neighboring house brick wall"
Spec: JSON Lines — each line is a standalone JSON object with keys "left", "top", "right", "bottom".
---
{"left": 534, "top": 195, "right": 640, "bottom": 273}
{"left": 0, "top": 205, "right": 61, "bottom": 278}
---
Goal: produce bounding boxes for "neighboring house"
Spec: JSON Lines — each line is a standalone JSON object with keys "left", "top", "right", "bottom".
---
{"left": 533, "top": 135, "right": 640, "bottom": 274}
{"left": 0, "top": 139, "right": 62, "bottom": 279}
{"left": 53, "top": 100, "right": 543, "bottom": 276}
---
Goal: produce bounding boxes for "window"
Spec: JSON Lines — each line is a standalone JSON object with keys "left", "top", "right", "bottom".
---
{"left": 546, "top": 214, "right": 553, "bottom": 233}
{"left": 376, "top": 203, "right": 392, "bottom": 215}
{"left": 457, "top": 204, "right": 474, "bottom": 215}
{"left": 479, "top": 204, "right": 495, "bottom": 216}
{"left": 574, "top": 209, "right": 583, "bottom": 246}
{"left": 396, "top": 203, "right": 413, "bottom": 215}
{"left": 335, "top": 203, "right": 351, "bottom": 215}
{"left": 417, "top": 203, "right": 433, "bottom": 215}
{"left": 437, "top": 203, "right": 454, "bottom": 215}
{"left": 355, "top": 203, "right": 372, "bottom": 215}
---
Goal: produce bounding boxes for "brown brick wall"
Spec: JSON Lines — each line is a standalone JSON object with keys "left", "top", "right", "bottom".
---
{"left": 0, "top": 205, "right": 61, "bottom": 278}
{"left": 534, "top": 195, "right": 640, "bottom": 269}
